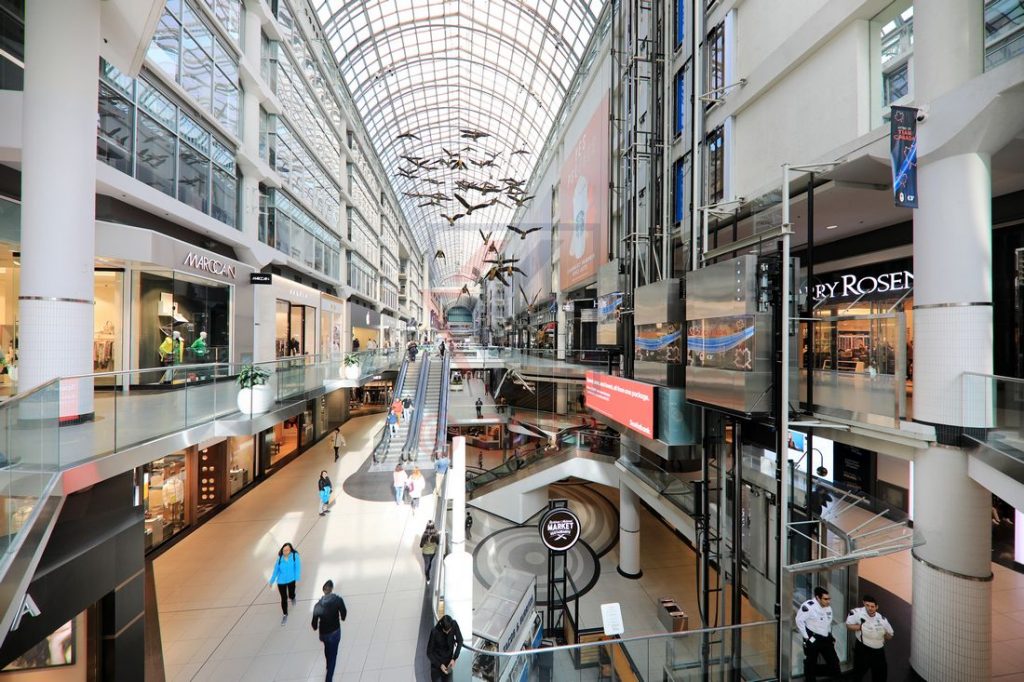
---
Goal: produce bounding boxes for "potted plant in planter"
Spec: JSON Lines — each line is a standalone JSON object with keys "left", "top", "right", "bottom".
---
{"left": 343, "top": 353, "right": 362, "bottom": 380}
{"left": 237, "top": 364, "right": 273, "bottom": 415}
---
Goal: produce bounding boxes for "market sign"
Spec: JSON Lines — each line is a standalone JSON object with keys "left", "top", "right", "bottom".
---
{"left": 585, "top": 371, "right": 655, "bottom": 438}
{"left": 539, "top": 507, "right": 581, "bottom": 552}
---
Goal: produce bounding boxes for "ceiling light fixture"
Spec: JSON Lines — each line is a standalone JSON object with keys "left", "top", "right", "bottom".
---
{"left": 825, "top": 225, "right": 838, "bottom": 230}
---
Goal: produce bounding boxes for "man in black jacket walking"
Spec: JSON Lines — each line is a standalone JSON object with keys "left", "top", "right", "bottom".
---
{"left": 311, "top": 580, "right": 347, "bottom": 681}
{"left": 427, "top": 615, "right": 463, "bottom": 681}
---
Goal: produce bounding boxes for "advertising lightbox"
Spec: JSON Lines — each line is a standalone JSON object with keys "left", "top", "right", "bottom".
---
{"left": 585, "top": 371, "right": 655, "bottom": 438}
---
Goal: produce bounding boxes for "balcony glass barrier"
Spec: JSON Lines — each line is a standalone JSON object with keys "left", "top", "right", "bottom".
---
{"left": 617, "top": 446, "right": 700, "bottom": 516}
{"left": 463, "top": 620, "right": 778, "bottom": 681}
{"left": 0, "top": 351, "right": 404, "bottom": 566}
{"left": 962, "top": 372, "right": 1020, "bottom": 461}
{"left": 798, "top": 313, "right": 909, "bottom": 425}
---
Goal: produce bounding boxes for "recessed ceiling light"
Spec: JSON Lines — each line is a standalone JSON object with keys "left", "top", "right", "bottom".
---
{"left": 825, "top": 225, "right": 838, "bottom": 230}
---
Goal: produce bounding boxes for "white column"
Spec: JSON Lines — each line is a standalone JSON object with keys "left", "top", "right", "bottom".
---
{"left": 19, "top": 0, "right": 100, "bottom": 414}
{"left": 556, "top": 293, "right": 567, "bottom": 360}
{"left": 909, "top": 1, "right": 991, "bottom": 678}
{"left": 443, "top": 437, "right": 474, "bottom": 680}
{"left": 618, "top": 483, "right": 642, "bottom": 579}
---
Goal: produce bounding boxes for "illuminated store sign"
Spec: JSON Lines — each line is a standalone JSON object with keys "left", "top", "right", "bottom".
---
{"left": 183, "top": 252, "right": 237, "bottom": 280}
{"left": 812, "top": 271, "right": 913, "bottom": 301}
{"left": 584, "top": 372, "right": 655, "bottom": 437}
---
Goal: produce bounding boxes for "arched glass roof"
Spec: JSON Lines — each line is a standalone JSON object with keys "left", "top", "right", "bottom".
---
{"left": 316, "top": 0, "right": 606, "bottom": 291}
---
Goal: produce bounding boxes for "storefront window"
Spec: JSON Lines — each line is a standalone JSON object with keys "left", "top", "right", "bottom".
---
{"left": 227, "top": 436, "right": 254, "bottom": 496}
{"left": 141, "top": 452, "right": 188, "bottom": 552}
{"left": 94, "top": 270, "right": 123, "bottom": 376}
{"left": 276, "top": 299, "right": 316, "bottom": 357}
{"left": 260, "top": 419, "right": 300, "bottom": 469}
{"left": 136, "top": 270, "right": 231, "bottom": 376}
{"left": 195, "top": 441, "right": 225, "bottom": 520}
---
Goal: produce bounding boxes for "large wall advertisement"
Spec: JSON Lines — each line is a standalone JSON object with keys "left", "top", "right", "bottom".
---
{"left": 585, "top": 371, "right": 655, "bottom": 438}
{"left": 517, "top": 189, "right": 553, "bottom": 306}
{"left": 559, "top": 93, "right": 610, "bottom": 291}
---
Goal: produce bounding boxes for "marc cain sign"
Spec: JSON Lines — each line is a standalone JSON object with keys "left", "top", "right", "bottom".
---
{"left": 183, "top": 252, "right": 237, "bottom": 280}
{"left": 812, "top": 270, "right": 913, "bottom": 302}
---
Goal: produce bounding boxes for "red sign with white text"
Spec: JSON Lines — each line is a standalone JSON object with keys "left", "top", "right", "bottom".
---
{"left": 584, "top": 372, "right": 655, "bottom": 438}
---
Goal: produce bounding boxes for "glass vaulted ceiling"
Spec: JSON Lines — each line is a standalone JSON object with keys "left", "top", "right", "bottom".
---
{"left": 317, "top": 0, "right": 605, "bottom": 290}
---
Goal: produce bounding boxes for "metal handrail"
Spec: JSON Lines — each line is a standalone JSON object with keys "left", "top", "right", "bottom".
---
{"left": 434, "top": 352, "right": 452, "bottom": 456}
{"left": 402, "top": 353, "right": 431, "bottom": 460}
{"left": 462, "top": 619, "right": 777, "bottom": 657}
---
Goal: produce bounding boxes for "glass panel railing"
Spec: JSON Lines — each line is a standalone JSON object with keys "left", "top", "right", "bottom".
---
{"left": 798, "top": 313, "right": 909, "bottom": 424}
{"left": 464, "top": 620, "right": 777, "bottom": 681}
{"left": 962, "top": 372, "right": 1015, "bottom": 457}
{"left": 617, "top": 449, "right": 699, "bottom": 516}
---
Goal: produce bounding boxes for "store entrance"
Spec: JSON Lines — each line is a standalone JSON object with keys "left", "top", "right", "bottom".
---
{"left": 276, "top": 300, "right": 316, "bottom": 357}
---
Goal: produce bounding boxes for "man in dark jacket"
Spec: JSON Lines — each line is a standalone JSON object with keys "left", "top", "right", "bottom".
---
{"left": 311, "top": 580, "right": 348, "bottom": 681}
{"left": 426, "top": 615, "right": 463, "bottom": 681}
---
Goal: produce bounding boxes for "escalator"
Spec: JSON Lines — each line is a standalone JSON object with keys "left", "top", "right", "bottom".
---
{"left": 407, "top": 352, "right": 451, "bottom": 462}
{"left": 372, "top": 352, "right": 430, "bottom": 467}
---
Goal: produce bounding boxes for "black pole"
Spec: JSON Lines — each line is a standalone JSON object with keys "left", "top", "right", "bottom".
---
{"left": 805, "top": 173, "right": 815, "bottom": 512}
{"left": 731, "top": 420, "right": 743, "bottom": 680}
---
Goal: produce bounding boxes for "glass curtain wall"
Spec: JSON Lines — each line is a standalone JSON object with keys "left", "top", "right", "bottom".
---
{"left": 99, "top": 61, "right": 239, "bottom": 229}
{"left": 260, "top": 190, "right": 341, "bottom": 280}
{"left": 146, "top": 0, "right": 241, "bottom": 135}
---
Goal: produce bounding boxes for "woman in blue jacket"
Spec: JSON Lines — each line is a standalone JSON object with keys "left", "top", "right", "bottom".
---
{"left": 269, "top": 542, "right": 301, "bottom": 623}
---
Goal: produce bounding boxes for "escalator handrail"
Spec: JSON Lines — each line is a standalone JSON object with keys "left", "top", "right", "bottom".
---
{"left": 433, "top": 352, "right": 452, "bottom": 457}
{"left": 401, "top": 353, "right": 432, "bottom": 459}
{"left": 372, "top": 355, "right": 410, "bottom": 462}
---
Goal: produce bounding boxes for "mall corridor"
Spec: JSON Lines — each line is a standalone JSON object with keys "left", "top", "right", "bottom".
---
{"left": 154, "top": 415, "right": 433, "bottom": 682}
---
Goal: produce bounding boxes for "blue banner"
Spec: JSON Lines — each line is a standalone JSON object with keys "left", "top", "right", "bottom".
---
{"left": 890, "top": 106, "right": 919, "bottom": 208}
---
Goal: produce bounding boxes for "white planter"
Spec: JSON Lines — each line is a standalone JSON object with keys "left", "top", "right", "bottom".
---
{"left": 344, "top": 364, "right": 361, "bottom": 380}
{"left": 237, "top": 384, "right": 274, "bottom": 415}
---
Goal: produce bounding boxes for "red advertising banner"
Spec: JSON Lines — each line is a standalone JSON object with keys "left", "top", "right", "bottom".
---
{"left": 584, "top": 371, "right": 655, "bottom": 438}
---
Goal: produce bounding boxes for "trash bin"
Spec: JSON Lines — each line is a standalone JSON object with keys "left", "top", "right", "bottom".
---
{"left": 658, "top": 597, "right": 689, "bottom": 633}
{"left": 536, "top": 639, "right": 554, "bottom": 682}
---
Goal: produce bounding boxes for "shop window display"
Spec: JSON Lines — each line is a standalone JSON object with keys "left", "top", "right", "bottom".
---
{"left": 227, "top": 435, "right": 254, "bottom": 497}
{"left": 136, "top": 270, "right": 231, "bottom": 378}
{"left": 276, "top": 299, "right": 316, "bottom": 357}
{"left": 141, "top": 453, "right": 188, "bottom": 551}
{"left": 1, "top": 617, "right": 76, "bottom": 671}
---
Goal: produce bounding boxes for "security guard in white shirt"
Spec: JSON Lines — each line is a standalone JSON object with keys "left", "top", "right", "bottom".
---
{"left": 795, "top": 586, "right": 841, "bottom": 681}
{"left": 845, "top": 594, "right": 894, "bottom": 681}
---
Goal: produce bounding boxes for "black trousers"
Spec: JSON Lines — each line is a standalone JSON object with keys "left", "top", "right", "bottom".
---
{"left": 277, "top": 581, "right": 296, "bottom": 615}
{"left": 333, "top": 446, "right": 340, "bottom": 460}
{"left": 430, "top": 665, "right": 451, "bottom": 681}
{"left": 853, "top": 640, "right": 888, "bottom": 681}
{"left": 803, "top": 634, "right": 841, "bottom": 682}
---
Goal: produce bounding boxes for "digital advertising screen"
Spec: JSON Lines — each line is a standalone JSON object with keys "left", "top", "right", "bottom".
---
{"left": 686, "top": 315, "right": 756, "bottom": 372}
{"left": 584, "top": 371, "right": 655, "bottom": 438}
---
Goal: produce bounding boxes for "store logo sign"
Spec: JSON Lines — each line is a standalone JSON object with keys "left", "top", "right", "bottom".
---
{"left": 539, "top": 507, "right": 581, "bottom": 552}
{"left": 183, "top": 252, "right": 237, "bottom": 280}
{"left": 813, "top": 271, "right": 913, "bottom": 301}
{"left": 10, "top": 593, "right": 40, "bottom": 631}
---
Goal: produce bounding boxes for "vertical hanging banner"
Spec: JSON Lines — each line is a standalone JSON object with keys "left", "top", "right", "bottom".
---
{"left": 889, "top": 106, "right": 919, "bottom": 208}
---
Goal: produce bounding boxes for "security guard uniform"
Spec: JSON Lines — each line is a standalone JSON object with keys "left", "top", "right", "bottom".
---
{"left": 846, "top": 606, "right": 893, "bottom": 681}
{"left": 795, "top": 597, "right": 841, "bottom": 681}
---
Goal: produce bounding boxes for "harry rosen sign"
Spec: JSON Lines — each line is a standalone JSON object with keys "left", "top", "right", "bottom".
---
{"left": 584, "top": 371, "right": 655, "bottom": 437}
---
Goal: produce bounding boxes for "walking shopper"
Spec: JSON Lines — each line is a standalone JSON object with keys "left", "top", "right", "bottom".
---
{"left": 393, "top": 398, "right": 405, "bottom": 425}
{"left": 475, "top": 397, "right": 483, "bottom": 419}
{"left": 420, "top": 521, "right": 439, "bottom": 580}
{"left": 846, "top": 595, "right": 894, "bottom": 681}
{"left": 393, "top": 464, "right": 408, "bottom": 506}
{"left": 434, "top": 452, "right": 450, "bottom": 495}
{"left": 318, "top": 470, "right": 332, "bottom": 516}
{"left": 796, "top": 586, "right": 841, "bottom": 681}
{"left": 311, "top": 579, "right": 348, "bottom": 682}
{"left": 438, "top": 337, "right": 446, "bottom": 358}
{"left": 426, "top": 615, "right": 464, "bottom": 681}
{"left": 403, "top": 395, "right": 414, "bottom": 422}
{"left": 268, "top": 543, "right": 302, "bottom": 624}
{"left": 387, "top": 410, "right": 399, "bottom": 436}
{"left": 408, "top": 467, "right": 426, "bottom": 510}
{"left": 332, "top": 427, "right": 346, "bottom": 461}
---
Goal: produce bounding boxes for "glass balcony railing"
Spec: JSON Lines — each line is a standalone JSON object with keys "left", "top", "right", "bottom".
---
{"left": 617, "top": 450, "right": 700, "bottom": 516}
{"left": 962, "top": 372, "right": 1023, "bottom": 467}
{"left": 0, "top": 350, "right": 402, "bottom": 568}
{"left": 464, "top": 620, "right": 778, "bottom": 681}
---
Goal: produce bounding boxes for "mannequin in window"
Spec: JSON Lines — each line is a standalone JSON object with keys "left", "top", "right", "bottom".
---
{"left": 190, "top": 331, "right": 209, "bottom": 359}
{"left": 159, "top": 331, "right": 184, "bottom": 383}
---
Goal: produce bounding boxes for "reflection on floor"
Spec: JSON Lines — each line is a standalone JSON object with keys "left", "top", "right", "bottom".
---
{"left": 154, "top": 414, "right": 435, "bottom": 682}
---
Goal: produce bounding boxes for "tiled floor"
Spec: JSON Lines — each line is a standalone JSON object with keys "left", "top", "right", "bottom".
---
{"left": 153, "top": 410, "right": 1024, "bottom": 680}
{"left": 154, "top": 413, "right": 434, "bottom": 682}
